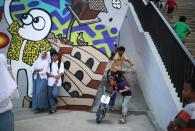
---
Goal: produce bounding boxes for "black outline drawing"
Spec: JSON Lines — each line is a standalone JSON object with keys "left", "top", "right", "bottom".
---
{"left": 112, "top": 0, "right": 122, "bottom": 9}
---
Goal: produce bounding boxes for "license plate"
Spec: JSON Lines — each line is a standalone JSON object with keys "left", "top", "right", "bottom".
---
{"left": 100, "top": 95, "right": 110, "bottom": 104}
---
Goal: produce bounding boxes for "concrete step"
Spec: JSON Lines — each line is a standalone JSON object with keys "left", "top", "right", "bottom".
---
{"left": 186, "top": 38, "right": 195, "bottom": 43}
{"left": 186, "top": 43, "right": 195, "bottom": 49}
{"left": 189, "top": 32, "right": 195, "bottom": 36}
{"left": 161, "top": 9, "right": 195, "bottom": 13}
{"left": 161, "top": 12, "right": 195, "bottom": 20}
{"left": 159, "top": 0, "right": 195, "bottom": 58}
{"left": 188, "top": 48, "right": 195, "bottom": 56}
{"left": 160, "top": 8, "right": 195, "bottom": 12}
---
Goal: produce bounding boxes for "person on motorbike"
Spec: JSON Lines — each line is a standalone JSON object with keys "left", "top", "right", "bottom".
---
{"left": 110, "top": 46, "right": 133, "bottom": 76}
{"left": 109, "top": 76, "right": 132, "bottom": 124}
{"left": 108, "top": 46, "right": 133, "bottom": 109}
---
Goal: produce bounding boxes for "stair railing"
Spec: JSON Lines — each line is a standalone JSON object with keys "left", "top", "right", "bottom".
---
{"left": 130, "top": 0, "right": 195, "bottom": 104}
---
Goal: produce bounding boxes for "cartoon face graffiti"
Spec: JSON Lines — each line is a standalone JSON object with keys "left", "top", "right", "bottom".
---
{"left": 19, "top": 9, "right": 52, "bottom": 41}
{"left": 4, "top": 0, "right": 52, "bottom": 105}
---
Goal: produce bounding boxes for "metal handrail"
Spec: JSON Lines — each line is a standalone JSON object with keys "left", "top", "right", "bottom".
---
{"left": 130, "top": 0, "right": 195, "bottom": 103}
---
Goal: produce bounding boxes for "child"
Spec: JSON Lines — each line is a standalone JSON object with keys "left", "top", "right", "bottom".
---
{"left": 165, "top": 0, "right": 177, "bottom": 21}
{"left": 111, "top": 46, "right": 133, "bottom": 76}
{"left": 109, "top": 76, "right": 132, "bottom": 124}
{"left": 47, "top": 50, "right": 64, "bottom": 114}
{"left": 167, "top": 78, "right": 195, "bottom": 131}
{"left": 172, "top": 16, "right": 191, "bottom": 43}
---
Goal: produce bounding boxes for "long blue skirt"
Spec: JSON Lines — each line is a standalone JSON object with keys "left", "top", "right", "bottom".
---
{"left": 0, "top": 110, "right": 14, "bottom": 131}
{"left": 32, "top": 75, "right": 48, "bottom": 110}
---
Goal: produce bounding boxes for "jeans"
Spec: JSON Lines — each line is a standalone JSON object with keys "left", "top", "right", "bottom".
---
{"left": 48, "top": 86, "right": 59, "bottom": 111}
{"left": 115, "top": 95, "right": 132, "bottom": 115}
{"left": 0, "top": 110, "right": 14, "bottom": 131}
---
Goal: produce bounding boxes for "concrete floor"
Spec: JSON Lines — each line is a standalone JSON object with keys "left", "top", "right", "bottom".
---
{"left": 14, "top": 109, "right": 155, "bottom": 131}
{"left": 14, "top": 64, "right": 159, "bottom": 131}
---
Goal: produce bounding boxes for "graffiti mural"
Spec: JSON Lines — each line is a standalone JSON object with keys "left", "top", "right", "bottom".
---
{"left": 4, "top": 0, "right": 119, "bottom": 57}
{"left": 44, "top": 36, "right": 108, "bottom": 109}
{"left": 112, "top": 0, "right": 122, "bottom": 9}
{"left": 0, "top": 0, "right": 129, "bottom": 109}
{"left": 0, "top": 32, "right": 10, "bottom": 49}
{"left": 4, "top": 0, "right": 52, "bottom": 98}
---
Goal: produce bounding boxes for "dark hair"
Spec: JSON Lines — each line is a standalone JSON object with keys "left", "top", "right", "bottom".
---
{"left": 186, "top": 78, "right": 195, "bottom": 92}
{"left": 50, "top": 49, "right": 58, "bottom": 56}
{"left": 118, "top": 46, "right": 125, "bottom": 52}
{"left": 179, "top": 16, "right": 187, "bottom": 22}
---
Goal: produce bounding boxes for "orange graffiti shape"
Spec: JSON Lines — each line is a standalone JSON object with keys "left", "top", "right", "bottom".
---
{"left": 0, "top": 32, "right": 10, "bottom": 49}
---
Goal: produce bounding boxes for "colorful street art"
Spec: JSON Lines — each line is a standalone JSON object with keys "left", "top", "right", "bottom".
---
{"left": 0, "top": 0, "right": 129, "bottom": 109}
{"left": 0, "top": 0, "right": 118, "bottom": 57}
{"left": 0, "top": 32, "right": 10, "bottom": 49}
{"left": 45, "top": 36, "right": 108, "bottom": 110}
{"left": 112, "top": 0, "right": 122, "bottom": 9}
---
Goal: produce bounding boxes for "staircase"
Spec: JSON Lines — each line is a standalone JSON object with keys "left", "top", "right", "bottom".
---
{"left": 161, "top": 0, "right": 195, "bottom": 57}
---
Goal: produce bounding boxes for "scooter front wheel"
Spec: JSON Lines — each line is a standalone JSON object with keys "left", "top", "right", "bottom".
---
{"left": 96, "top": 115, "right": 103, "bottom": 123}
{"left": 96, "top": 106, "right": 105, "bottom": 123}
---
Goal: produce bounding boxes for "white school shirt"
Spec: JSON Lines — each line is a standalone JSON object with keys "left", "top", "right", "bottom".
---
{"left": 47, "top": 61, "right": 64, "bottom": 86}
{"left": 183, "top": 103, "right": 195, "bottom": 119}
{"left": 32, "top": 60, "right": 49, "bottom": 80}
{"left": 0, "top": 98, "right": 12, "bottom": 114}
{"left": 32, "top": 66, "right": 49, "bottom": 80}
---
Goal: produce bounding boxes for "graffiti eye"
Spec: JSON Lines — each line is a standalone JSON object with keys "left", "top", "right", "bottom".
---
{"left": 33, "top": 17, "right": 39, "bottom": 23}
{"left": 32, "top": 17, "right": 45, "bottom": 31}
{"left": 23, "top": 14, "right": 28, "bottom": 19}
{"left": 22, "top": 14, "right": 33, "bottom": 25}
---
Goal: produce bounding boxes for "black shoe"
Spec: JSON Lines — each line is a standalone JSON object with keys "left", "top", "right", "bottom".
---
{"left": 48, "top": 110, "right": 56, "bottom": 114}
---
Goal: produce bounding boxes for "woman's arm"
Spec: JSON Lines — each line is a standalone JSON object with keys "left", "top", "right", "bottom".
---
{"left": 119, "top": 85, "right": 130, "bottom": 94}
{"left": 39, "top": 63, "right": 48, "bottom": 75}
{"left": 31, "top": 64, "right": 42, "bottom": 75}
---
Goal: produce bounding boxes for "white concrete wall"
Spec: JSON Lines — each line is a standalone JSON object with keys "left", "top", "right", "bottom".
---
{"left": 119, "top": 3, "right": 182, "bottom": 130}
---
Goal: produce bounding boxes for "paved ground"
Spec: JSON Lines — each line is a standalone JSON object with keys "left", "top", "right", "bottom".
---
{"left": 14, "top": 109, "right": 155, "bottom": 131}
{"left": 14, "top": 64, "right": 159, "bottom": 131}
